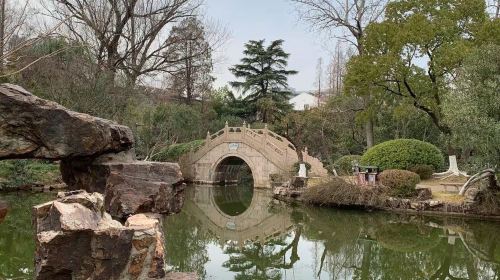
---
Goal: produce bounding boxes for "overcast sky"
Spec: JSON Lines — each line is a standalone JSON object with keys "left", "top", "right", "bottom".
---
{"left": 204, "top": 0, "right": 333, "bottom": 92}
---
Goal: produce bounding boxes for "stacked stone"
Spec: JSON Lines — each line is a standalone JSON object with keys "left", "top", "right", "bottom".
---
{"left": 33, "top": 191, "right": 167, "bottom": 279}
{"left": 0, "top": 84, "right": 193, "bottom": 279}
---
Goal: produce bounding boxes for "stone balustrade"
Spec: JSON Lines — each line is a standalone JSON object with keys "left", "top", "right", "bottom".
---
{"left": 179, "top": 122, "right": 328, "bottom": 188}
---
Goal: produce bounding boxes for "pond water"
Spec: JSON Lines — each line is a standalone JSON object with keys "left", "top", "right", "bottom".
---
{"left": 0, "top": 192, "right": 55, "bottom": 279}
{"left": 1, "top": 186, "right": 500, "bottom": 280}
{"left": 165, "top": 184, "right": 500, "bottom": 280}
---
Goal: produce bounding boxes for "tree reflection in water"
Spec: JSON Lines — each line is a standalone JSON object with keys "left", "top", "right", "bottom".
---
{"left": 222, "top": 226, "right": 301, "bottom": 280}
{"left": 164, "top": 185, "right": 500, "bottom": 280}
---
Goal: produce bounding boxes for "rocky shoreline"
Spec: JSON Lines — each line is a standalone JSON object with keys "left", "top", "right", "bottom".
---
{"left": 273, "top": 181, "right": 500, "bottom": 220}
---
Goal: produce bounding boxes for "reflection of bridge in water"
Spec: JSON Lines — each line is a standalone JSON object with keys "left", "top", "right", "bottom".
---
{"left": 183, "top": 186, "right": 293, "bottom": 247}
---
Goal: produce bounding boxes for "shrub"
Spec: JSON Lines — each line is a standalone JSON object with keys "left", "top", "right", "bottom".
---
{"left": 334, "top": 155, "right": 361, "bottom": 175}
{"left": 361, "top": 139, "right": 444, "bottom": 171}
{"left": 152, "top": 140, "right": 205, "bottom": 162}
{"left": 408, "top": 164, "right": 435, "bottom": 180}
{"left": 292, "top": 161, "right": 311, "bottom": 174}
{"left": 302, "top": 177, "right": 387, "bottom": 208}
{"left": 379, "top": 169, "right": 421, "bottom": 198}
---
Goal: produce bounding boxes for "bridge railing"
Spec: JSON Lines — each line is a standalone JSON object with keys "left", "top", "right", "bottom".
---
{"left": 183, "top": 122, "right": 328, "bottom": 177}
{"left": 190, "top": 123, "right": 296, "bottom": 170}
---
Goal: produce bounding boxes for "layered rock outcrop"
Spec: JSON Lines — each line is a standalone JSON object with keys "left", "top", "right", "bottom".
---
{"left": 2, "top": 84, "right": 191, "bottom": 278}
{"left": 33, "top": 191, "right": 173, "bottom": 280}
{"left": 62, "top": 159, "right": 185, "bottom": 219}
{"left": 0, "top": 84, "right": 185, "bottom": 219}
{"left": 0, "top": 84, "right": 134, "bottom": 160}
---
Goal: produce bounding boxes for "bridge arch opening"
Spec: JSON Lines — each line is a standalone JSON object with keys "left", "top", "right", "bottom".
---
{"left": 212, "top": 156, "right": 254, "bottom": 216}
{"left": 213, "top": 156, "right": 254, "bottom": 186}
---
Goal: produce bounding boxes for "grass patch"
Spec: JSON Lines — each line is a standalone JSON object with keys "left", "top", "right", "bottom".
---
{"left": 0, "top": 160, "right": 60, "bottom": 188}
{"left": 302, "top": 177, "right": 387, "bottom": 209}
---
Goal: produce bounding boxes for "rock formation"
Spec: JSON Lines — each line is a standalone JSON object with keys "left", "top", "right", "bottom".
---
{"left": 0, "top": 84, "right": 185, "bottom": 219}
{"left": 0, "top": 84, "right": 134, "bottom": 160}
{"left": 61, "top": 154, "right": 185, "bottom": 220}
{"left": 33, "top": 191, "right": 190, "bottom": 280}
{"left": 1, "top": 84, "right": 193, "bottom": 278}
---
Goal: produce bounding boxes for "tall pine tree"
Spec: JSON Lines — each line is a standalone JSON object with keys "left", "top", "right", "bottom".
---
{"left": 230, "top": 40, "right": 297, "bottom": 123}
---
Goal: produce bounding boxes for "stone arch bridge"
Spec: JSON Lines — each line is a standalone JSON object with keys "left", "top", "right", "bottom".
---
{"left": 179, "top": 123, "right": 328, "bottom": 188}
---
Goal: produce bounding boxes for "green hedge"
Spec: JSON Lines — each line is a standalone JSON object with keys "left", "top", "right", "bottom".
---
{"left": 334, "top": 155, "right": 361, "bottom": 175}
{"left": 153, "top": 140, "right": 205, "bottom": 162}
{"left": 379, "top": 169, "right": 421, "bottom": 198}
{"left": 408, "top": 164, "right": 435, "bottom": 180}
{"left": 361, "top": 139, "right": 444, "bottom": 171}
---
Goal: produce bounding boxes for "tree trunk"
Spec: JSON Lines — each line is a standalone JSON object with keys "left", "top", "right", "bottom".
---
{"left": 357, "top": 42, "right": 375, "bottom": 149}
{"left": 0, "top": 0, "right": 5, "bottom": 74}
{"left": 365, "top": 118, "right": 374, "bottom": 148}
{"left": 496, "top": 0, "right": 500, "bottom": 18}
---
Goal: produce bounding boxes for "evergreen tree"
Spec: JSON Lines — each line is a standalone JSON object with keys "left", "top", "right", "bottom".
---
{"left": 229, "top": 40, "right": 297, "bottom": 123}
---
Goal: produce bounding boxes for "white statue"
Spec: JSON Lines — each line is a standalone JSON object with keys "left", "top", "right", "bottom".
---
{"left": 298, "top": 163, "right": 307, "bottom": 178}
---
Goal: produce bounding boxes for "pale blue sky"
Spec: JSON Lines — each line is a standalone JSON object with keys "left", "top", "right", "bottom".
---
{"left": 204, "top": 0, "right": 333, "bottom": 92}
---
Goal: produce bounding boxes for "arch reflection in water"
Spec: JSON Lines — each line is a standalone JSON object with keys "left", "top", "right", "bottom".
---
{"left": 212, "top": 184, "right": 253, "bottom": 217}
{"left": 164, "top": 187, "right": 500, "bottom": 280}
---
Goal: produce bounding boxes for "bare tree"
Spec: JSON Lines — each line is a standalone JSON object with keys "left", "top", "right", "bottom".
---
{"left": 0, "top": 1, "right": 73, "bottom": 78}
{"left": 315, "top": 57, "right": 323, "bottom": 106}
{"left": 50, "top": 0, "right": 202, "bottom": 84}
{"left": 291, "top": 0, "right": 387, "bottom": 148}
{"left": 0, "top": 0, "right": 31, "bottom": 72}
{"left": 163, "top": 17, "right": 221, "bottom": 104}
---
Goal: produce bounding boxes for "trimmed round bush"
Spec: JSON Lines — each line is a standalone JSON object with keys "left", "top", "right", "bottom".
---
{"left": 379, "top": 169, "right": 421, "bottom": 198}
{"left": 334, "top": 155, "right": 361, "bottom": 175}
{"left": 408, "top": 164, "right": 435, "bottom": 180}
{"left": 361, "top": 139, "right": 444, "bottom": 171}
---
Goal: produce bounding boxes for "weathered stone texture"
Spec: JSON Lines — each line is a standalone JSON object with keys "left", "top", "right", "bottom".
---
{"left": 62, "top": 160, "right": 185, "bottom": 219}
{"left": 33, "top": 191, "right": 169, "bottom": 280}
{"left": 0, "top": 84, "right": 134, "bottom": 160}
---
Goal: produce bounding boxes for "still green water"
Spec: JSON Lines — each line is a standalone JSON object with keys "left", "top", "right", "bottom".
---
{"left": 0, "top": 192, "right": 55, "bottom": 279}
{"left": 1, "top": 187, "right": 500, "bottom": 280}
{"left": 164, "top": 185, "right": 500, "bottom": 280}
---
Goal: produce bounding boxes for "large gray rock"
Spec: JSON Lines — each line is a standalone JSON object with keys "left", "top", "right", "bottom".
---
{"left": 33, "top": 191, "right": 170, "bottom": 280}
{"left": 61, "top": 160, "right": 185, "bottom": 219}
{"left": 0, "top": 84, "right": 134, "bottom": 160}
